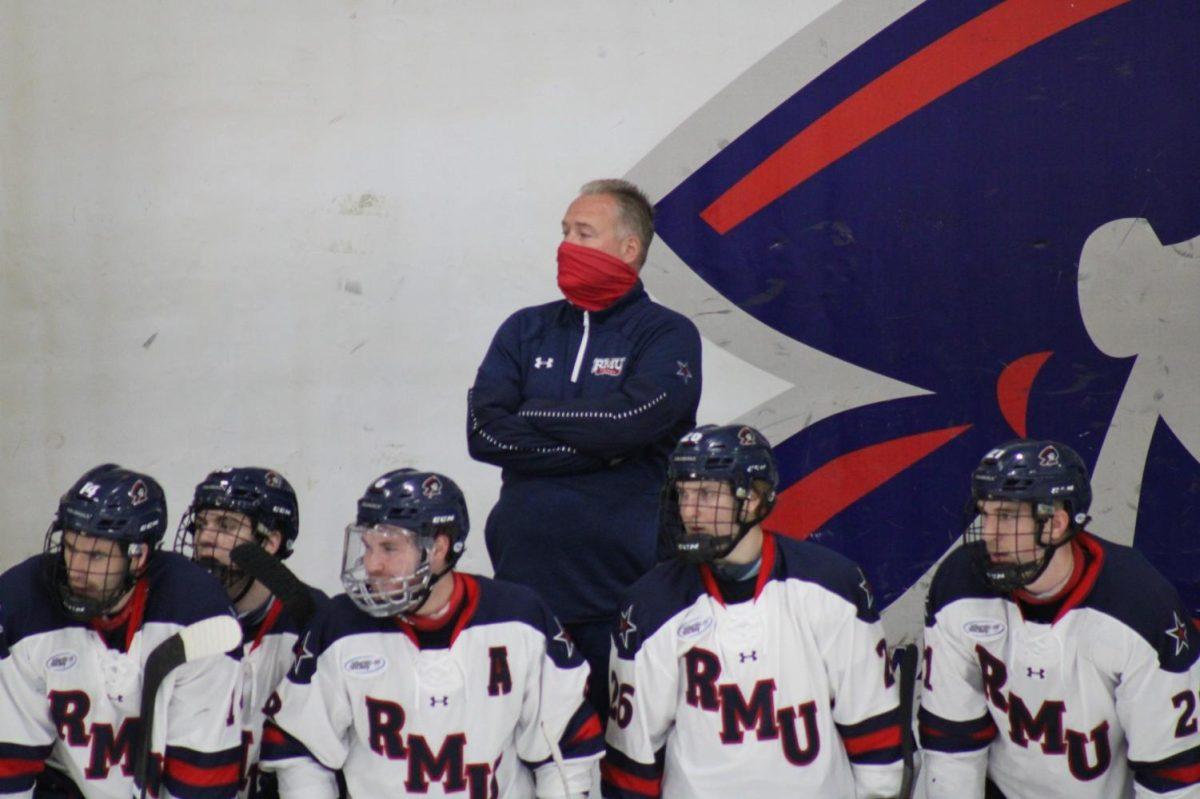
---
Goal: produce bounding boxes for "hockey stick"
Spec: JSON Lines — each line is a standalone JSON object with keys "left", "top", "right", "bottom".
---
{"left": 230, "top": 543, "right": 317, "bottom": 628}
{"left": 896, "top": 643, "right": 919, "bottom": 799}
{"left": 135, "top": 615, "right": 242, "bottom": 799}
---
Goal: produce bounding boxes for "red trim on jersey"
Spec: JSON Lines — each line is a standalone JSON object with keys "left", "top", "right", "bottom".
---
{"left": 698, "top": 529, "right": 777, "bottom": 606}
{"left": 406, "top": 572, "right": 467, "bottom": 632}
{"left": 600, "top": 761, "right": 661, "bottom": 797}
{"left": 753, "top": 531, "right": 777, "bottom": 600}
{"left": 1014, "top": 537, "right": 1086, "bottom": 607}
{"left": 248, "top": 598, "right": 283, "bottom": 654}
{"left": 261, "top": 725, "right": 285, "bottom": 746}
{"left": 1052, "top": 533, "right": 1104, "bottom": 625}
{"left": 1157, "top": 761, "right": 1200, "bottom": 784}
{"left": 164, "top": 757, "right": 239, "bottom": 788}
{"left": 842, "top": 724, "right": 902, "bottom": 756}
{"left": 698, "top": 565, "right": 724, "bottom": 607}
{"left": 569, "top": 713, "right": 603, "bottom": 745}
{"left": 0, "top": 758, "right": 44, "bottom": 777}
{"left": 919, "top": 721, "right": 997, "bottom": 742}
{"left": 90, "top": 577, "right": 149, "bottom": 652}
{"left": 393, "top": 573, "right": 480, "bottom": 647}
{"left": 448, "top": 574, "right": 480, "bottom": 645}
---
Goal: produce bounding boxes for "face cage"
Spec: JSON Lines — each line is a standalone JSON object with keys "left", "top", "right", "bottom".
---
{"left": 963, "top": 499, "right": 1062, "bottom": 592}
{"left": 44, "top": 525, "right": 143, "bottom": 621}
{"left": 341, "top": 524, "right": 436, "bottom": 618}
{"left": 663, "top": 479, "right": 765, "bottom": 565}
{"left": 175, "top": 505, "right": 271, "bottom": 600}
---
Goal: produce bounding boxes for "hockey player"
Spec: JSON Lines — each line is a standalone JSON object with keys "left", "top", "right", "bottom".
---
{"left": 0, "top": 464, "right": 243, "bottom": 798}
{"left": 602, "top": 425, "right": 904, "bottom": 798}
{"left": 258, "top": 469, "right": 602, "bottom": 798}
{"left": 175, "top": 467, "right": 328, "bottom": 799}
{"left": 920, "top": 439, "right": 1200, "bottom": 797}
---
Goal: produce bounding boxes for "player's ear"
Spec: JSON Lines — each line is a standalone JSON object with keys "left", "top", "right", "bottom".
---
{"left": 129, "top": 543, "right": 151, "bottom": 575}
{"left": 262, "top": 529, "right": 283, "bottom": 557}
{"left": 432, "top": 533, "right": 452, "bottom": 569}
{"left": 1049, "top": 505, "right": 1072, "bottom": 544}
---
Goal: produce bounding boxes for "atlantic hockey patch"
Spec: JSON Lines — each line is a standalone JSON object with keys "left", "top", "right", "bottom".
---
{"left": 962, "top": 620, "right": 1007, "bottom": 640}
{"left": 343, "top": 654, "right": 388, "bottom": 677}
{"left": 46, "top": 651, "right": 79, "bottom": 672}
{"left": 677, "top": 616, "right": 714, "bottom": 641}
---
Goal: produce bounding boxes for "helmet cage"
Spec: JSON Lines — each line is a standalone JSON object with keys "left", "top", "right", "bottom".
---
{"left": 44, "top": 525, "right": 147, "bottom": 621}
{"left": 174, "top": 505, "right": 265, "bottom": 600}
{"left": 663, "top": 425, "right": 778, "bottom": 564}
{"left": 965, "top": 440, "right": 1091, "bottom": 592}
{"left": 963, "top": 498, "right": 1063, "bottom": 592}
{"left": 662, "top": 478, "right": 770, "bottom": 564}
{"left": 341, "top": 524, "right": 436, "bottom": 617}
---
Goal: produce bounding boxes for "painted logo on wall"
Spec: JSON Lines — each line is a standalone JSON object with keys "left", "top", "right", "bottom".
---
{"left": 639, "top": 0, "right": 1200, "bottom": 612}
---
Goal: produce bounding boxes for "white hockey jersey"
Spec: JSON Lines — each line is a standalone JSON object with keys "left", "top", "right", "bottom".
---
{"left": 236, "top": 587, "right": 327, "bottom": 799}
{"left": 602, "top": 532, "right": 904, "bottom": 798}
{"left": 920, "top": 532, "right": 1200, "bottom": 798}
{"left": 0, "top": 552, "right": 243, "bottom": 799}
{"left": 258, "top": 572, "right": 602, "bottom": 798}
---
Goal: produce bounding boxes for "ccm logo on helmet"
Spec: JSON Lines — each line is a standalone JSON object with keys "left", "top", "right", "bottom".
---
{"left": 431, "top": 515, "right": 456, "bottom": 524}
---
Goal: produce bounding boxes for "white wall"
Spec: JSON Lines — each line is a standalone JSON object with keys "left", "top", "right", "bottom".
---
{"left": 0, "top": 1, "right": 832, "bottom": 595}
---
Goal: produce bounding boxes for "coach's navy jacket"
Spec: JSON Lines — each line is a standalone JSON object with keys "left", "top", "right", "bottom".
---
{"left": 467, "top": 281, "right": 701, "bottom": 623}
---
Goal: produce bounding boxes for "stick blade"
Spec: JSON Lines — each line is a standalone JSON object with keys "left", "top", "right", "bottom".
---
{"left": 180, "top": 614, "right": 243, "bottom": 661}
{"left": 231, "top": 543, "right": 317, "bottom": 626}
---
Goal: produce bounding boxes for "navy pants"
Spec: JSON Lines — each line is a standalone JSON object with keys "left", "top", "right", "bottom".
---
{"left": 564, "top": 617, "right": 615, "bottom": 724}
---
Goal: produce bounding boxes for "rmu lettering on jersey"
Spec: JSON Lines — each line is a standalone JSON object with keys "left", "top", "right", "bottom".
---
{"left": 603, "top": 533, "right": 903, "bottom": 798}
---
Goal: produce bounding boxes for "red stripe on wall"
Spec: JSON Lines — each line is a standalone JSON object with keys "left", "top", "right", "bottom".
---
{"left": 700, "top": 0, "right": 1131, "bottom": 234}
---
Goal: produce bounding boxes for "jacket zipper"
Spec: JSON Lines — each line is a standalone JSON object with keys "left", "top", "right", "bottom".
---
{"left": 570, "top": 311, "right": 590, "bottom": 383}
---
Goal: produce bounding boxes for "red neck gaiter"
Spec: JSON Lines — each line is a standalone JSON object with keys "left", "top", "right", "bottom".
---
{"left": 557, "top": 241, "right": 638, "bottom": 311}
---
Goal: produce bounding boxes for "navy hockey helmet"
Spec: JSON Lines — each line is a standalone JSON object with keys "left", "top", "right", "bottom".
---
{"left": 44, "top": 464, "right": 167, "bottom": 620}
{"left": 342, "top": 469, "right": 470, "bottom": 617}
{"left": 663, "top": 425, "right": 778, "bottom": 564}
{"left": 175, "top": 466, "right": 300, "bottom": 599}
{"left": 965, "top": 439, "right": 1092, "bottom": 591}
{"left": 177, "top": 467, "right": 299, "bottom": 556}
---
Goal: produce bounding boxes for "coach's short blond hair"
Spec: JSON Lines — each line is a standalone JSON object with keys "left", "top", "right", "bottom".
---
{"left": 580, "top": 179, "right": 654, "bottom": 267}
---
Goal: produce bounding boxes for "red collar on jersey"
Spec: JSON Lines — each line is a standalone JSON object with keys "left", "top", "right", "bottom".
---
{"left": 248, "top": 597, "right": 284, "bottom": 654}
{"left": 1014, "top": 532, "right": 1105, "bottom": 625}
{"left": 89, "top": 577, "right": 149, "bottom": 652}
{"left": 396, "top": 573, "right": 481, "bottom": 648}
{"left": 699, "top": 530, "right": 778, "bottom": 607}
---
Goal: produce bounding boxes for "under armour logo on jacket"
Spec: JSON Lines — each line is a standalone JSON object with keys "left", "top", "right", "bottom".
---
{"left": 739, "top": 651, "right": 758, "bottom": 663}
{"left": 429, "top": 696, "right": 449, "bottom": 707}
{"left": 1026, "top": 667, "right": 1046, "bottom": 679}
{"left": 534, "top": 357, "right": 554, "bottom": 369}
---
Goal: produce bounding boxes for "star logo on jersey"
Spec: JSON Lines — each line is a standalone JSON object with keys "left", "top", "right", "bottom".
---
{"left": 858, "top": 569, "right": 874, "bottom": 611}
{"left": 617, "top": 605, "right": 638, "bottom": 650}
{"left": 675, "top": 361, "right": 693, "bottom": 384}
{"left": 290, "top": 631, "right": 316, "bottom": 682}
{"left": 1166, "top": 611, "right": 1190, "bottom": 657}
{"left": 552, "top": 620, "right": 575, "bottom": 660}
